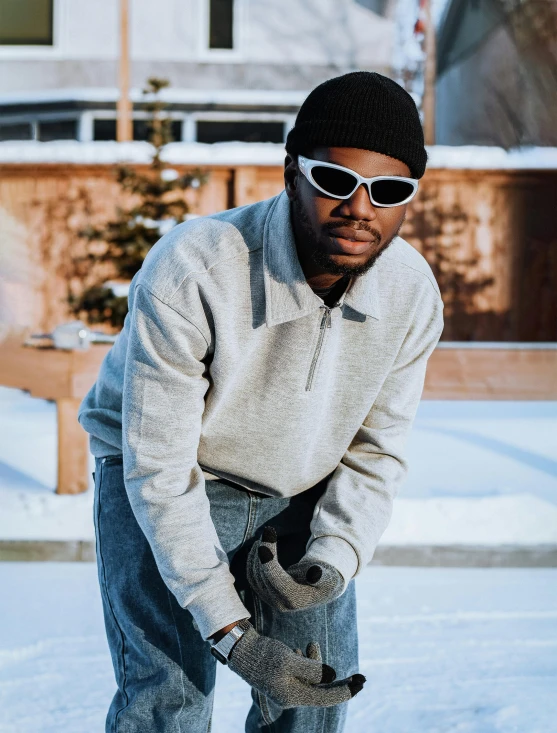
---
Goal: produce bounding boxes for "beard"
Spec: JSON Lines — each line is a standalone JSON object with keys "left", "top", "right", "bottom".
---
{"left": 292, "top": 195, "right": 405, "bottom": 277}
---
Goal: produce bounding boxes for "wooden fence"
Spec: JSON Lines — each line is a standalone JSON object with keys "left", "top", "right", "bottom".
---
{"left": 0, "top": 162, "right": 556, "bottom": 341}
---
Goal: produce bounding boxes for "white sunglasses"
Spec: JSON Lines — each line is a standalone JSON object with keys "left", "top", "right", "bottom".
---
{"left": 298, "top": 155, "right": 419, "bottom": 207}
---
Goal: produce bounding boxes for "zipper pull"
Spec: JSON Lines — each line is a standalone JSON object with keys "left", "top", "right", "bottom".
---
{"left": 326, "top": 308, "right": 332, "bottom": 328}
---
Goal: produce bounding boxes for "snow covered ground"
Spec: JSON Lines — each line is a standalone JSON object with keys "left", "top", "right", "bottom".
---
{"left": 1, "top": 562, "right": 556, "bottom": 733}
{"left": 0, "top": 386, "right": 556, "bottom": 546}
{"left": 1, "top": 387, "right": 556, "bottom": 731}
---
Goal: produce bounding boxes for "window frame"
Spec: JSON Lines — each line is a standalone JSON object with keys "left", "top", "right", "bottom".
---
{"left": 0, "top": 120, "right": 34, "bottom": 141}
{"left": 0, "top": 0, "right": 64, "bottom": 57}
{"left": 196, "top": 119, "right": 286, "bottom": 145}
{"left": 208, "top": 0, "right": 234, "bottom": 51}
{"left": 0, "top": 109, "right": 294, "bottom": 144}
{"left": 0, "top": 0, "right": 54, "bottom": 46}
{"left": 197, "top": 0, "right": 246, "bottom": 61}
{"left": 190, "top": 111, "right": 288, "bottom": 144}
{"left": 0, "top": 110, "right": 79, "bottom": 140}
{"left": 89, "top": 110, "right": 186, "bottom": 142}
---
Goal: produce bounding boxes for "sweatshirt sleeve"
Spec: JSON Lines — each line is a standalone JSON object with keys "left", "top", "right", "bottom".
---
{"left": 122, "top": 282, "right": 250, "bottom": 640}
{"left": 304, "top": 289, "right": 445, "bottom": 587}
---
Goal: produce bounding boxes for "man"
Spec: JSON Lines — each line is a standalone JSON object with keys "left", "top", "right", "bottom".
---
{"left": 78, "top": 71, "right": 444, "bottom": 732}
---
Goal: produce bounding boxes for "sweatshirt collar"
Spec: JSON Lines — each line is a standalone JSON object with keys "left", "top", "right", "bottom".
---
{"left": 263, "top": 190, "right": 382, "bottom": 327}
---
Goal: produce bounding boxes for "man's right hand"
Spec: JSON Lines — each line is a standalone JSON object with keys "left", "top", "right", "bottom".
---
{"left": 226, "top": 621, "right": 365, "bottom": 708}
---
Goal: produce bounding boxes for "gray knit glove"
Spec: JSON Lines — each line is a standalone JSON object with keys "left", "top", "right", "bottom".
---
{"left": 246, "top": 526, "right": 345, "bottom": 612}
{"left": 227, "top": 621, "right": 365, "bottom": 708}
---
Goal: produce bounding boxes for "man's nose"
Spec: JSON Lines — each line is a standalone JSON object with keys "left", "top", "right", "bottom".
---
{"left": 337, "top": 183, "right": 377, "bottom": 221}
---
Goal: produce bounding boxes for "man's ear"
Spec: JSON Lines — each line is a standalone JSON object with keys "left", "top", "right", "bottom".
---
{"left": 284, "top": 154, "right": 298, "bottom": 201}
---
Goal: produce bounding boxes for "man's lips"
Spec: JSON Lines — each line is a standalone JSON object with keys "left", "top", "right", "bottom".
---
{"left": 327, "top": 226, "right": 378, "bottom": 255}
{"left": 328, "top": 227, "right": 374, "bottom": 242}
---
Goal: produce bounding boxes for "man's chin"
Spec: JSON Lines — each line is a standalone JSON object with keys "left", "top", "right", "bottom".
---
{"left": 310, "top": 249, "right": 381, "bottom": 276}
{"left": 312, "top": 232, "right": 400, "bottom": 276}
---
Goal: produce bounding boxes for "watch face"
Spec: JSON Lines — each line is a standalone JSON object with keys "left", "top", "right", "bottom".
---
{"left": 210, "top": 645, "right": 227, "bottom": 664}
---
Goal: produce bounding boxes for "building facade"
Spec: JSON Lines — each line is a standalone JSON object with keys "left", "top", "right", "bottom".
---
{"left": 0, "top": 0, "right": 397, "bottom": 143}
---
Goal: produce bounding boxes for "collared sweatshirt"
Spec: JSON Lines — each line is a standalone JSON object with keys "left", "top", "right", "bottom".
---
{"left": 78, "top": 190, "right": 444, "bottom": 640}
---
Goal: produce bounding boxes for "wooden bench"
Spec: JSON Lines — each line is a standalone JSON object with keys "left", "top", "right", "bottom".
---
{"left": 0, "top": 335, "right": 110, "bottom": 494}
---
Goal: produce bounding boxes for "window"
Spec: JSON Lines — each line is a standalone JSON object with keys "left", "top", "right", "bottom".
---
{"left": 196, "top": 120, "right": 285, "bottom": 144}
{"left": 0, "top": 122, "right": 32, "bottom": 140}
{"left": 93, "top": 119, "right": 117, "bottom": 141}
{"left": 38, "top": 120, "right": 77, "bottom": 141}
{"left": 133, "top": 119, "right": 182, "bottom": 142}
{"left": 0, "top": 0, "right": 53, "bottom": 45}
{"left": 209, "top": 0, "right": 234, "bottom": 49}
{"left": 93, "top": 118, "right": 182, "bottom": 142}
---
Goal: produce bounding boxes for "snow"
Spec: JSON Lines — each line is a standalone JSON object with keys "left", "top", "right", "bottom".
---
{"left": 385, "top": 495, "right": 557, "bottom": 546}
{"left": 425, "top": 145, "right": 557, "bottom": 169}
{"left": 1, "top": 378, "right": 556, "bottom": 730}
{"left": 0, "top": 562, "right": 555, "bottom": 733}
{"left": 1, "top": 139, "right": 557, "bottom": 168}
{"left": 0, "top": 140, "right": 287, "bottom": 166}
{"left": 0, "top": 386, "right": 556, "bottom": 546}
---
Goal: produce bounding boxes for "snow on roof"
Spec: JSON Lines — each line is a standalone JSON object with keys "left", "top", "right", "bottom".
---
{"left": 426, "top": 145, "right": 557, "bottom": 169}
{"left": 0, "top": 141, "right": 286, "bottom": 166}
{"left": 0, "top": 140, "right": 556, "bottom": 169}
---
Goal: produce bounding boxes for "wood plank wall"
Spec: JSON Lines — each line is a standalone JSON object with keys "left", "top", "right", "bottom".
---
{"left": 0, "top": 163, "right": 555, "bottom": 341}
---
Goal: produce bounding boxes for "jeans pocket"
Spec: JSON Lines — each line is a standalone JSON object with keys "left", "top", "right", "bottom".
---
{"left": 104, "top": 454, "right": 123, "bottom": 466}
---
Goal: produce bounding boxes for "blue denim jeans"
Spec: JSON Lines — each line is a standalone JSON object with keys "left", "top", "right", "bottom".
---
{"left": 93, "top": 454, "right": 359, "bottom": 733}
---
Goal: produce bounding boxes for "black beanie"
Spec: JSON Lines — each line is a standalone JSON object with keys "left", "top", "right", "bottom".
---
{"left": 285, "top": 71, "right": 428, "bottom": 179}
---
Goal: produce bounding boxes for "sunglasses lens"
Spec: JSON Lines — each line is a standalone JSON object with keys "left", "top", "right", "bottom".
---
{"left": 311, "top": 166, "right": 358, "bottom": 197}
{"left": 370, "top": 179, "right": 415, "bottom": 205}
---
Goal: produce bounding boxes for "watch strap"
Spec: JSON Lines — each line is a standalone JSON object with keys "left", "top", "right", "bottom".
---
{"left": 210, "top": 619, "right": 251, "bottom": 664}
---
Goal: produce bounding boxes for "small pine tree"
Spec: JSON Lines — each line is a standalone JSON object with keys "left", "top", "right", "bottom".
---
{"left": 69, "top": 77, "right": 208, "bottom": 330}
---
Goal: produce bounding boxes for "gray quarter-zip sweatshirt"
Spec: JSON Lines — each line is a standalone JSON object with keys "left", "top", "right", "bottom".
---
{"left": 78, "top": 190, "right": 444, "bottom": 640}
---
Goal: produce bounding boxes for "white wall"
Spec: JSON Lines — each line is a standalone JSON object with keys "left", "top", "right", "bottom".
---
{"left": 0, "top": 0, "right": 120, "bottom": 60}
{"left": 244, "top": 0, "right": 391, "bottom": 68}
{"left": 0, "top": 0, "right": 393, "bottom": 92}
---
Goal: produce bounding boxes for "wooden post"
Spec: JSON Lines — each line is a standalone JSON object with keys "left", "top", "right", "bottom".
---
{"left": 117, "top": 0, "right": 133, "bottom": 142}
{"left": 422, "top": 0, "right": 436, "bottom": 145}
{"left": 234, "top": 166, "right": 259, "bottom": 207}
{"left": 57, "top": 398, "right": 89, "bottom": 495}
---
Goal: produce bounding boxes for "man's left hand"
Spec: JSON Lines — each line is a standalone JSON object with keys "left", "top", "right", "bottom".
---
{"left": 246, "top": 526, "right": 345, "bottom": 612}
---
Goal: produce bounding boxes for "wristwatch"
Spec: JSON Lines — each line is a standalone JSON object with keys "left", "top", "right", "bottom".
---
{"left": 210, "top": 618, "right": 252, "bottom": 664}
